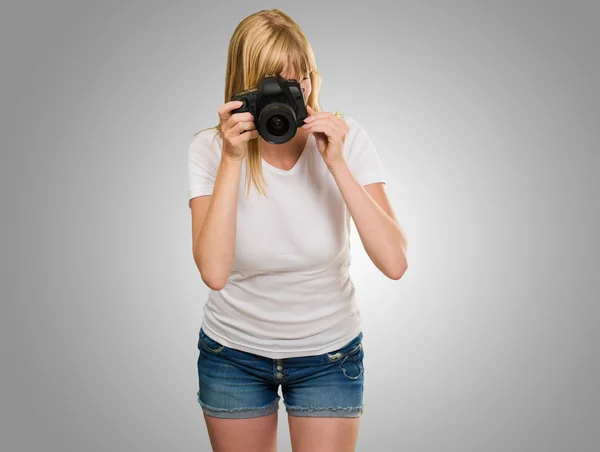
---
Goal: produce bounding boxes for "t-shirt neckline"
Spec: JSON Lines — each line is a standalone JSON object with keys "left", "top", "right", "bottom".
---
{"left": 262, "top": 134, "right": 312, "bottom": 175}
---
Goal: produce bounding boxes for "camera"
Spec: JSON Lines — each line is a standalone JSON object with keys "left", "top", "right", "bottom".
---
{"left": 230, "top": 74, "right": 308, "bottom": 144}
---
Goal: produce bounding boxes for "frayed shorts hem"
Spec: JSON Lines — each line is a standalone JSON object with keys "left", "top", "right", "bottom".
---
{"left": 284, "top": 402, "right": 364, "bottom": 418}
{"left": 198, "top": 395, "right": 281, "bottom": 419}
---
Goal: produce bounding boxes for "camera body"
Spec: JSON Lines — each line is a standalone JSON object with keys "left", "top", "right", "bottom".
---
{"left": 230, "top": 74, "right": 308, "bottom": 144}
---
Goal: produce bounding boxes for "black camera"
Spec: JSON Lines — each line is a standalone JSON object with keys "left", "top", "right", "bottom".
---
{"left": 230, "top": 74, "right": 308, "bottom": 144}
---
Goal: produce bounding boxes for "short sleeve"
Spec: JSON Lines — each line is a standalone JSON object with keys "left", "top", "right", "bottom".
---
{"left": 188, "top": 130, "right": 222, "bottom": 205}
{"left": 344, "top": 117, "right": 386, "bottom": 186}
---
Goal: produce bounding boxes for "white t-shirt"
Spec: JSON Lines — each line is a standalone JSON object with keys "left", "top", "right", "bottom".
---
{"left": 188, "top": 116, "right": 386, "bottom": 359}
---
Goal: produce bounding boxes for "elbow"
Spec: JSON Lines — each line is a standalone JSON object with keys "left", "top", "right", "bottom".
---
{"left": 202, "top": 275, "right": 226, "bottom": 291}
{"left": 199, "top": 266, "right": 229, "bottom": 291}
{"left": 198, "top": 264, "right": 228, "bottom": 291}
{"left": 388, "top": 257, "right": 408, "bottom": 281}
{"left": 194, "top": 252, "right": 228, "bottom": 291}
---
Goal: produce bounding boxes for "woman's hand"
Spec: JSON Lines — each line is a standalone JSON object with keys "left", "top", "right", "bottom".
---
{"left": 218, "top": 100, "right": 258, "bottom": 161}
{"left": 301, "top": 105, "right": 349, "bottom": 169}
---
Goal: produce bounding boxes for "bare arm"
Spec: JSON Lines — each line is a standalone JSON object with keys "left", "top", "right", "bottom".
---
{"left": 192, "top": 156, "right": 243, "bottom": 290}
{"left": 190, "top": 101, "right": 256, "bottom": 290}
{"left": 328, "top": 160, "right": 408, "bottom": 280}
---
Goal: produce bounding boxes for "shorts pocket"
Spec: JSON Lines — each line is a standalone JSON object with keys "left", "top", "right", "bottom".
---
{"left": 326, "top": 333, "right": 363, "bottom": 362}
{"left": 198, "top": 329, "right": 227, "bottom": 355}
{"left": 339, "top": 350, "right": 364, "bottom": 379}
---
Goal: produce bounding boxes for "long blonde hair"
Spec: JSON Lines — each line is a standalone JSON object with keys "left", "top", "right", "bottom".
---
{"left": 194, "top": 9, "right": 339, "bottom": 199}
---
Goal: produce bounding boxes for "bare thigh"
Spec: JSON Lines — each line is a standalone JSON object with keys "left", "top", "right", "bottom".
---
{"left": 288, "top": 416, "right": 361, "bottom": 452}
{"left": 203, "top": 411, "right": 278, "bottom": 452}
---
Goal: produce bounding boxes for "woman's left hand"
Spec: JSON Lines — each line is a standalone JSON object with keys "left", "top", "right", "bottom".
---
{"left": 302, "top": 105, "right": 349, "bottom": 169}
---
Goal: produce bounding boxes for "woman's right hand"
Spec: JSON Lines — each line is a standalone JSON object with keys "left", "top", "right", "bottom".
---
{"left": 218, "top": 101, "right": 258, "bottom": 161}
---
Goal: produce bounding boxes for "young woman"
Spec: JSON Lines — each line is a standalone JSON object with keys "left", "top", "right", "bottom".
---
{"left": 188, "top": 8, "right": 408, "bottom": 452}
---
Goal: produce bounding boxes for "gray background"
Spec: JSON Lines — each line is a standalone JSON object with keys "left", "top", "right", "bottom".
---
{"left": 1, "top": 0, "right": 598, "bottom": 451}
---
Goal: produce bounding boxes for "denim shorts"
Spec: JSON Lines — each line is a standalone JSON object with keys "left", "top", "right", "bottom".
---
{"left": 196, "top": 328, "right": 364, "bottom": 419}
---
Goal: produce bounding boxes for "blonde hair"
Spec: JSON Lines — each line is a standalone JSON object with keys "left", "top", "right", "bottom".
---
{"left": 193, "top": 8, "right": 342, "bottom": 199}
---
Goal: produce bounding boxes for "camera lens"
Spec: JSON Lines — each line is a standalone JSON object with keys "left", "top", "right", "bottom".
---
{"left": 258, "top": 102, "right": 297, "bottom": 144}
{"left": 266, "top": 115, "right": 289, "bottom": 136}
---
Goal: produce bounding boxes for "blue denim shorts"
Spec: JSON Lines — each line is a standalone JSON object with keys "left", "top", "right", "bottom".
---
{"left": 196, "top": 328, "right": 364, "bottom": 419}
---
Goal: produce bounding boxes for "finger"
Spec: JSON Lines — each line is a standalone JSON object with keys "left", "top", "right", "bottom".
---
{"left": 217, "top": 100, "right": 245, "bottom": 122}
{"left": 226, "top": 120, "right": 255, "bottom": 137}
{"left": 303, "top": 111, "right": 333, "bottom": 123}
{"left": 302, "top": 117, "right": 344, "bottom": 134}
{"left": 303, "top": 123, "right": 338, "bottom": 140}
{"left": 234, "top": 120, "right": 256, "bottom": 132}
{"left": 226, "top": 112, "right": 254, "bottom": 129}
{"left": 231, "top": 129, "right": 259, "bottom": 146}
